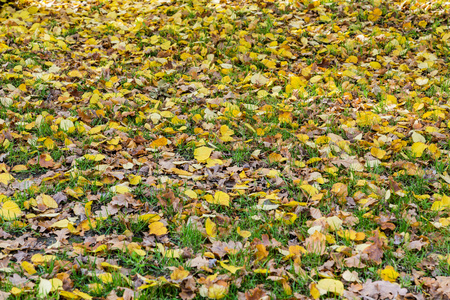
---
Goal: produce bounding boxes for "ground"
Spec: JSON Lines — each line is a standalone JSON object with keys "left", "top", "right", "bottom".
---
{"left": 0, "top": 0, "right": 450, "bottom": 299}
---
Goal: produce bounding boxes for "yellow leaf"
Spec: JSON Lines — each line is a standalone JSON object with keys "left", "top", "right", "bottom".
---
{"left": 50, "top": 219, "right": 70, "bottom": 228}
{"left": 213, "top": 191, "right": 230, "bottom": 206}
{"left": 0, "top": 201, "right": 22, "bottom": 220}
{"left": 149, "top": 222, "right": 168, "bottom": 236}
{"left": 21, "top": 261, "right": 37, "bottom": 275}
{"left": 205, "top": 218, "right": 217, "bottom": 238}
{"left": 300, "top": 184, "right": 319, "bottom": 197}
{"left": 316, "top": 279, "right": 344, "bottom": 296}
{"left": 310, "top": 75, "right": 322, "bottom": 83}
{"left": 44, "top": 138, "right": 55, "bottom": 150}
{"left": 92, "top": 245, "right": 107, "bottom": 253}
{"left": 202, "top": 283, "right": 229, "bottom": 299}
{"left": 11, "top": 165, "right": 27, "bottom": 172}
{"left": 68, "top": 70, "right": 83, "bottom": 78}
{"left": 411, "top": 142, "right": 427, "bottom": 158}
{"left": 170, "top": 168, "right": 193, "bottom": 176}
{"left": 289, "top": 245, "right": 306, "bottom": 257}
{"left": 237, "top": 227, "right": 251, "bottom": 239}
{"left": 170, "top": 267, "right": 190, "bottom": 281}
{"left": 127, "top": 243, "right": 146, "bottom": 256}
{"left": 39, "top": 194, "right": 58, "bottom": 209}
{"left": 380, "top": 265, "right": 399, "bottom": 282}
{"left": 150, "top": 137, "right": 168, "bottom": 148}
{"left": 268, "top": 152, "right": 284, "bottom": 163}
{"left": 100, "top": 262, "right": 121, "bottom": 270}
{"left": 28, "top": 6, "right": 39, "bottom": 14}
{"left": 138, "top": 214, "right": 160, "bottom": 222}
{"left": 219, "top": 261, "right": 243, "bottom": 274}
{"left": 356, "top": 111, "right": 381, "bottom": 126}
{"left": 371, "top": 147, "right": 386, "bottom": 159}
{"left": 184, "top": 189, "right": 198, "bottom": 199}
{"left": 72, "top": 289, "right": 93, "bottom": 300}
{"left": 66, "top": 187, "right": 84, "bottom": 199}
{"left": 220, "top": 125, "right": 234, "bottom": 140}
{"left": 319, "top": 14, "right": 331, "bottom": 22}
{"left": 262, "top": 59, "right": 276, "bottom": 69}
{"left": 157, "top": 243, "right": 183, "bottom": 258}
{"left": 194, "top": 146, "right": 213, "bottom": 162}
{"left": 346, "top": 56, "right": 358, "bottom": 64}
{"left": 310, "top": 283, "right": 320, "bottom": 299}
{"left": 331, "top": 183, "right": 348, "bottom": 198}
{"left": 31, "top": 254, "right": 45, "bottom": 265}
{"left": 255, "top": 244, "right": 269, "bottom": 261}
{"left": 0, "top": 173, "right": 14, "bottom": 185}
{"left": 385, "top": 94, "right": 397, "bottom": 104}
{"left": 129, "top": 174, "right": 141, "bottom": 185}
{"left": 369, "top": 61, "right": 381, "bottom": 69}
{"left": 290, "top": 76, "right": 305, "bottom": 89}
{"left": 84, "top": 154, "right": 105, "bottom": 161}
{"left": 342, "top": 69, "right": 356, "bottom": 77}
{"left": 113, "top": 185, "right": 130, "bottom": 194}
{"left": 88, "top": 125, "right": 104, "bottom": 135}
{"left": 10, "top": 287, "right": 22, "bottom": 296}
{"left": 49, "top": 278, "right": 63, "bottom": 292}
{"left": 282, "top": 212, "right": 297, "bottom": 225}
{"left": 257, "top": 90, "right": 268, "bottom": 98}
{"left": 98, "top": 273, "right": 113, "bottom": 284}
{"left": 60, "top": 291, "right": 79, "bottom": 300}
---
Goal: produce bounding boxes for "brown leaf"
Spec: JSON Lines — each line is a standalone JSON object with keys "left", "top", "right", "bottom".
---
{"left": 39, "top": 153, "right": 55, "bottom": 168}
{"left": 245, "top": 287, "right": 269, "bottom": 300}
{"left": 360, "top": 280, "right": 407, "bottom": 299}
{"left": 363, "top": 231, "right": 384, "bottom": 265}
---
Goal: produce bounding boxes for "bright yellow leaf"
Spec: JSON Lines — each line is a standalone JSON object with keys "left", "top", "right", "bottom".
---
{"left": 369, "top": 61, "right": 381, "bottom": 69}
{"left": 205, "top": 218, "right": 217, "bottom": 238}
{"left": 411, "top": 142, "right": 427, "bottom": 158}
{"left": 380, "top": 265, "right": 399, "bottom": 282}
{"left": 149, "top": 222, "right": 168, "bottom": 236}
{"left": 219, "top": 261, "right": 243, "bottom": 274}
{"left": 237, "top": 227, "right": 251, "bottom": 238}
{"left": 300, "top": 185, "right": 319, "bottom": 197}
{"left": 194, "top": 146, "right": 213, "bottom": 162}
{"left": 0, "top": 173, "right": 13, "bottom": 185}
{"left": 129, "top": 174, "right": 142, "bottom": 185}
{"left": 213, "top": 191, "right": 230, "bottom": 206}
{"left": 21, "top": 261, "right": 37, "bottom": 275}
{"left": 371, "top": 147, "right": 386, "bottom": 159}
{"left": 0, "top": 201, "right": 22, "bottom": 220}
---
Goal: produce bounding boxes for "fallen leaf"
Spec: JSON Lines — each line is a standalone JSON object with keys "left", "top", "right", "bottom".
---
{"left": 194, "top": 146, "right": 213, "bottom": 162}
{"left": 149, "top": 222, "right": 168, "bottom": 236}
{"left": 316, "top": 279, "right": 344, "bottom": 296}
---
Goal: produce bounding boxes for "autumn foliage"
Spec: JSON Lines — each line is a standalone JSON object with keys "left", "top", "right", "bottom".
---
{"left": 1, "top": 0, "right": 450, "bottom": 299}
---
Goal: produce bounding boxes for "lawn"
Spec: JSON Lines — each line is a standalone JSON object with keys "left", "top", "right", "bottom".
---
{"left": 0, "top": 0, "right": 450, "bottom": 299}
